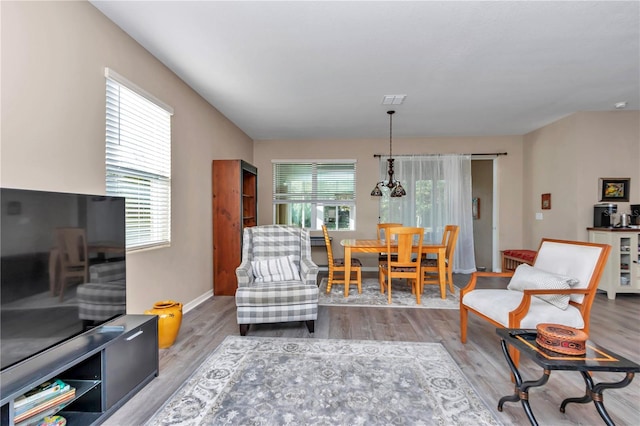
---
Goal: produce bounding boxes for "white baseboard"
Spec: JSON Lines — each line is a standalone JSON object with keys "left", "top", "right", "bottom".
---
{"left": 183, "top": 290, "right": 213, "bottom": 314}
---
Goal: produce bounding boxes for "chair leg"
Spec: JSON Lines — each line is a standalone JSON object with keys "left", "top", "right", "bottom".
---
{"left": 326, "top": 271, "right": 333, "bottom": 293}
{"left": 378, "top": 268, "right": 385, "bottom": 293}
{"left": 356, "top": 268, "right": 362, "bottom": 294}
{"left": 460, "top": 305, "right": 468, "bottom": 343}
{"left": 387, "top": 276, "right": 391, "bottom": 304}
{"left": 508, "top": 346, "right": 520, "bottom": 368}
{"left": 305, "top": 320, "right": 315, "bottom": 334}
{"left": 439, "top": 279, "right": 446, "bottom": 300}
{"left": 447, "top": 269, "right": 455, "bottom": 293}
{"left": 239, "top": 324, "right": 250, "bottom": 336}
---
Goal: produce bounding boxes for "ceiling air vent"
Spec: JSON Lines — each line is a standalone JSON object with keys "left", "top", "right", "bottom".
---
{"left": 382, "top": 95, "right": 407, "bottom": 105}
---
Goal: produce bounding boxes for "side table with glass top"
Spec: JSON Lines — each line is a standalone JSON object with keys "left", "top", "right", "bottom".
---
{"left": 496, "top": 327, "right": 639, "bottom": 426}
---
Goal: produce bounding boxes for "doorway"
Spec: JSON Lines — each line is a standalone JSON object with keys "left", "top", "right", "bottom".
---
{"left": 471, "top": 159, "right": 494, "bottom": 271}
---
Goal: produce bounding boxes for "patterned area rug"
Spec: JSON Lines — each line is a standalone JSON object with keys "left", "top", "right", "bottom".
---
{"left": 318, "top": 277, "right": 460, "bottom": 309}
{"left": 146, "top": 336, "right": 501, "bottom": 425}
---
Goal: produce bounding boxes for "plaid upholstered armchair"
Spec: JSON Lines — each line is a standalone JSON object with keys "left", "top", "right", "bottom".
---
{"left": 235, "top": 225, "right": 319, "bottom": 336}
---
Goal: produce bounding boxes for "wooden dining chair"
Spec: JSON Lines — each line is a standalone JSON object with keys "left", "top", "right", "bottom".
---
{"left": 322, "top": 225, "right": 362, "bottom": 295}
{"left": 378, "top": 226, "right": 424, "bottom": 304}
{"left": 376, "top": 222, "right": 402, "bottom": 266}
{"left": 422, "top": 225, "right": 459, "bottom": 295}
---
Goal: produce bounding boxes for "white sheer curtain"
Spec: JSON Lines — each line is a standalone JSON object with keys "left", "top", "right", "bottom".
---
{"left": 378, "top": 154, "right": 476, "bottom": 273}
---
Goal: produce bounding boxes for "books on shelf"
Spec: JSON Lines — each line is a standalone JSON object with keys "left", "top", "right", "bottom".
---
{"left": 14, "top": 380, "right": 67, "bottom": 409}
{"left": 17, "top": 410, "right": 67, "bottom": 426}
{"left": 13, "top": 379, "right": 75, "bottom": 424}
{"left": 14, "top": 389, "right": 75, "bottom": 424}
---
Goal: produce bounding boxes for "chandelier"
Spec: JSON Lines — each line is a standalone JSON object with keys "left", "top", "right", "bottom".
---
{"left": 371, "top": 110, "right": 406, "bottom": 197}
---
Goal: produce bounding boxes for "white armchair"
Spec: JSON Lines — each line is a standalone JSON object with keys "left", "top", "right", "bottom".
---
{"left": 460, "top": 238, "right": 610, "bottom": 366}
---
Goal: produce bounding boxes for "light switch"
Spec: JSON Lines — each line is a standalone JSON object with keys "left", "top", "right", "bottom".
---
{"left": 536, "top": 213, "right": 543, "bottom": 220}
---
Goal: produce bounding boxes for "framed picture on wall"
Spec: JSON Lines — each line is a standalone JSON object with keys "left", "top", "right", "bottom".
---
{"left": 599, "top": 178, "right": 630, "bottom": 202}
{"left": 541, "top": 193, "right": 551, "bottom": 210}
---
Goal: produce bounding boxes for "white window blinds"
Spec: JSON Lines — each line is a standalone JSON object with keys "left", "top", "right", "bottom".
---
{"left": 273, "top": 161, "right": 357, "bottom": 202}
{"left": 272, "top": 160, "right": 357, "bottom": 230}
{"left": 105, "top": 68, "right": 173, "bottom": 250}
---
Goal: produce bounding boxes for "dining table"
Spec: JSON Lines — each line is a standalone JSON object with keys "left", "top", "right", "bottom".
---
{"left": 339, "top": 239, "right": 447, "bottom": 299}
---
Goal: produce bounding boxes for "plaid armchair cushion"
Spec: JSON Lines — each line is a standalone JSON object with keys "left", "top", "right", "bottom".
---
{"left": 251, "top": 255, "right": 301, "bottom": 283}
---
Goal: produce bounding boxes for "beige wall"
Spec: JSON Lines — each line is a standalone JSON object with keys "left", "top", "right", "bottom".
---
{"left": 523, "top": 111, "right": 640, "bottom": 248}
{"left": 254, "top": 135, "right": 524, "bottom": 268}
{"left": 1, "top": 1, "right": 253, "bottom": 313}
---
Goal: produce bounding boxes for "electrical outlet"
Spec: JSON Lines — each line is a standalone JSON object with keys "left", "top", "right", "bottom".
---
{"left": 536, "top": 213, "right": 543, "bottom": 220}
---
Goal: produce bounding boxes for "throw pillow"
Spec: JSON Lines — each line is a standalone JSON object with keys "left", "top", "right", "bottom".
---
{"left": 507, "top": 264, "right": 579, "bottom": 310}
{"left": 251, "top": 255, "right": 301, "bottom": 283}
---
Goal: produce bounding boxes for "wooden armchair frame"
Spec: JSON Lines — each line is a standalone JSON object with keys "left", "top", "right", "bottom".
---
{"left": 460, "top": 238, "right": 610, "bottom": 367}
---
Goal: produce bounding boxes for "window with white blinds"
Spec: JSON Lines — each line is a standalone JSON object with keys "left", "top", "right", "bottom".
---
{"left": 105, "top": 68, "right": 173, "bottom": 250}
{"left": 273, "top": 160, "right": 356, "bottom": 230}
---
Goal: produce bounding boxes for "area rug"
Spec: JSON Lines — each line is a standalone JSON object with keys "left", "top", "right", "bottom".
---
{"left": 145, "top": 336, "right": 501, "bottom": 425}
{"left": 318, "top": 277, "right": 460, "bottom": 309}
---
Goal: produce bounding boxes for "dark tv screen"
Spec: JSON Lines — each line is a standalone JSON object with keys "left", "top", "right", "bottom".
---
{"left": 0, "top": 188, "right": 126, "bottom": 370}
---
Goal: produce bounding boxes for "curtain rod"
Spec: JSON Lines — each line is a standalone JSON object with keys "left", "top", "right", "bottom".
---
{"left": 373, "top": 152, "right": 508, "bottom": 158}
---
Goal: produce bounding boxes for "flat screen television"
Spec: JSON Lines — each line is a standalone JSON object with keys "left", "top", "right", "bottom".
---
{"left": 0, "top": 188, "right": 126, "bottom": 371}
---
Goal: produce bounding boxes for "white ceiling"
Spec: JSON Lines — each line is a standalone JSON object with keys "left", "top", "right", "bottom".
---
{"left": 90, "top": 1, "right": 639, "bottom": 140}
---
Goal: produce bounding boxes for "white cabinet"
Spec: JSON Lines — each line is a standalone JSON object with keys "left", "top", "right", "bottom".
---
{"left": 588, "top": 228, "right": 640, "bottom": 299}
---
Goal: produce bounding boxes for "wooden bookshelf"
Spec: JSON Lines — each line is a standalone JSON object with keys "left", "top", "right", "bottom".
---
{"left": 212, "top": 160, "right": 258, "bottom": 296}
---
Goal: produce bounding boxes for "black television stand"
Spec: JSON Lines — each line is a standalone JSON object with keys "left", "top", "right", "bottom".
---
{"left": 0, "top": 315, "right": 158, "bottom": 425}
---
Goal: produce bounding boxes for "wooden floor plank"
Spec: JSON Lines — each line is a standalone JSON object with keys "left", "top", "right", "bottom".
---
{"left": 104, "top": 273, "right": 640, "bottom": 426}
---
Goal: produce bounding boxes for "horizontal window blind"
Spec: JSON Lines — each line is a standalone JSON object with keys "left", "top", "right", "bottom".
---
{"left": 273, "top": 161, "right": 356, "bottom": 203}
{"left": 105, "top": 71, "right": 172, "bottom": 250}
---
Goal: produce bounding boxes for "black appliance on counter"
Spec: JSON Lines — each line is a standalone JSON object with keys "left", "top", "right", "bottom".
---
{"left": 631, "top": 204, "right": 640, "bottom": 225}
{"left": 593, "top": 203, "right": 617, "bottom": 227}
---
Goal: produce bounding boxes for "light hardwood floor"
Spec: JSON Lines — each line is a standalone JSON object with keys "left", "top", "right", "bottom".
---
{"left": 105, "top": 274, "right": 640, "bottom": 425}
